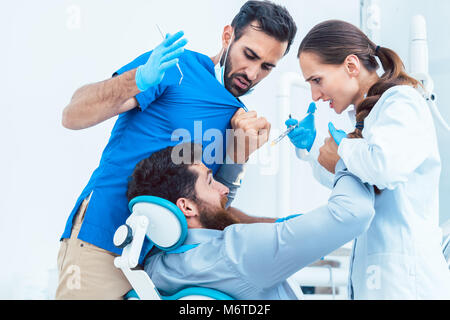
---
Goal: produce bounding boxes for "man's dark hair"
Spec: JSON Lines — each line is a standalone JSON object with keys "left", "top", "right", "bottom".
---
{"left": 231, "top": 0, "right": 297, "bottom": 55}
{"left": 127, "top": 143, "right": 202, "bottom": 204}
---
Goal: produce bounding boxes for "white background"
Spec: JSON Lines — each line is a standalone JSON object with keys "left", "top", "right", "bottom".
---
{"left": 0, "top": 0, "right": 448, "bottom": 299}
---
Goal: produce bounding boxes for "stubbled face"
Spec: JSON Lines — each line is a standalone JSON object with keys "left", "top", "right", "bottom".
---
{"left": 224, "top": 23, "right": 288, "bottom": 97}
{"left": 299, "top": 52, "right": 359, "bottom": 114}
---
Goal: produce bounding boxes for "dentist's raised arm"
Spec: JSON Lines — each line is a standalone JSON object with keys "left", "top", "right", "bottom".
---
{"left": 61, "top": 31, "right": 187, "bottom": 130}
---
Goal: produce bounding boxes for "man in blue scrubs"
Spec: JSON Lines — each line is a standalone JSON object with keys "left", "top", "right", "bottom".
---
{"left": 56, "top": 1, "right": 297, "bottom": 299}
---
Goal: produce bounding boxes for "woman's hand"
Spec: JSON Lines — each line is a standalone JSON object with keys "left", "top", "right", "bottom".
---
{"left": 318, "top": 134, "right": 341, "bottom": 173}
{"left": 285, "top": 102, "right": 317, "bottom": 152}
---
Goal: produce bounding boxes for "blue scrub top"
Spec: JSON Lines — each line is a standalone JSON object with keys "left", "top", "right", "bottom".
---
{"left": 60, "top": 50, "right": 246, "bottom": 262}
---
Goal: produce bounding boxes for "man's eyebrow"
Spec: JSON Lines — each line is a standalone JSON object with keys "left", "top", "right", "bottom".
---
{"left": 245, "top": 47, "right": 260, "bottom": 59}
{"left": 245, "top": 47, "right": 277, "bottom": 68}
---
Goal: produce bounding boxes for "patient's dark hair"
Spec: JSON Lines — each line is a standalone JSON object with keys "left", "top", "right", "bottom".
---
{"left": 231, "top": 0, "right": 297, "bottom": 55}
{"left": 127, "top": 143, "right": 202, "bottom": 204}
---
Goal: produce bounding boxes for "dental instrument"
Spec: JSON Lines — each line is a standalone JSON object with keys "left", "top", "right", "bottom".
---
{"left": 135, "top": 30, "right": 186, "bottom": 92}
{"left": 271, "top": 114, "right": 296, "bottom": 146}
{"left": 156, "top": 24, "right": 184, "bottom": 85}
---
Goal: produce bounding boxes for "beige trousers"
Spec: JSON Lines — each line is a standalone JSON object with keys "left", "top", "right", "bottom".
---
{"left": 55, "top": 199, "right": 132, "bottom": 299}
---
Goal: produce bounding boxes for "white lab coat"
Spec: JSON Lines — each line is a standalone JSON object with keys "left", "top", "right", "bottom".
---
{"left": 295, "top": 85, "right": 450, "bottom": 299}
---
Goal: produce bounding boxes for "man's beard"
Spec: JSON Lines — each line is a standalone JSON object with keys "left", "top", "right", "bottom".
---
{"left": 222, "top": 48, "right": 254, "bottom": 97}
{"left": 197, "top": 196, "right": 239, "bottom": 231}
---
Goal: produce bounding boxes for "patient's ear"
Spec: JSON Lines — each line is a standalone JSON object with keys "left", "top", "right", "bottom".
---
{"left": 176, "top": 198, "right": 201, "bottom": 228}
{"left": 176, "top": 198, "right": 197, "bottom": 218}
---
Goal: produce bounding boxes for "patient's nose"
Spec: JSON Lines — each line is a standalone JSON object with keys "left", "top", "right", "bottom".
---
{"left": 215, "top": 181, "right": 229, "bottom": 196}
{"left": 221, "top": 185, "right": 230, "bottom": 196}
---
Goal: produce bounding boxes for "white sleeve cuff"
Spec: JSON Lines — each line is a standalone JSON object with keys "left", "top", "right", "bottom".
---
{"left": 295, "top": 133, "right": 323, "bottom": 161}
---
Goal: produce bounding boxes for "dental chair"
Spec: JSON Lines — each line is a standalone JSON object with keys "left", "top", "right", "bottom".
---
{"left": 113, "top": 195, "right": 234, "bottom": 300}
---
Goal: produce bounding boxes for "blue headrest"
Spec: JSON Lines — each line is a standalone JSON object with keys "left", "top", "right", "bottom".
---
{"left": 128, "top": 195, "right": 188, "bottom": 252}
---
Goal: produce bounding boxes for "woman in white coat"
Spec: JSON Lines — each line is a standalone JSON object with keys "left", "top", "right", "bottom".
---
{"left": 288, "top": 20, "right": 450, "bottom": 299}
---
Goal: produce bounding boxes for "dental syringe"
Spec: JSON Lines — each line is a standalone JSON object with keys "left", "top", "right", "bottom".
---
{"left": 156, "top": 24, "right": 184, "bottom": 85}
{"left": 271, "top": 114, "right": 296, "bottom": 146}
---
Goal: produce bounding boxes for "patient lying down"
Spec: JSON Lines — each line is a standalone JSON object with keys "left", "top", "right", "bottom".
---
{"left": 126, "top": 143, "right": 374, "bottom": 299}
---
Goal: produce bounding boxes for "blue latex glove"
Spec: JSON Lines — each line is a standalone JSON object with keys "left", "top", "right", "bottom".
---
{"left": 328, "top": 122, "right": 347, "bottom": 146}
{"left": 275, "top": 214, "right": 303, "bottom": 223}
{"left": 135, "top": 31, "right": 188, "bottom": 92}
{"left": 285, "top": 102, "right": 317, "bottom": 152}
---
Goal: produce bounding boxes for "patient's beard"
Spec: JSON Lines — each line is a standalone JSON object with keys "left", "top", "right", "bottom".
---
{"left": 197, "top": 197, "right": 239, "bottom": 231}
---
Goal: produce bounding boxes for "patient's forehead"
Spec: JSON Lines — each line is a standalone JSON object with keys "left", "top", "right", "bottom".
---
{"left": 191, "top": 162, "right": 208, "bottom": 175}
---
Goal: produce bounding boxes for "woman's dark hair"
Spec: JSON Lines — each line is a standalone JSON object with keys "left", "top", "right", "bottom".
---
{"left": 298, "top": 20, "right": 420, "bottom": 139}
{"left": 127, "top": 143, "right": 202, "bottom": 204}
{"left": 231, "top": 0, "right": 297, "bottom": 55}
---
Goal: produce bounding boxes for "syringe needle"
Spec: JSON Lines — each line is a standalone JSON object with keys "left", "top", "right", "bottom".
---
{"left": 271, "top": 114, "right": 295, "bottom": 146}
{"left": 271, "top": 126, "right": 295, "bottom": 146}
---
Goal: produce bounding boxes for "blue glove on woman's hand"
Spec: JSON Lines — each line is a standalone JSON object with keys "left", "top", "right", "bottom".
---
{"left": 285, "top": 102, "right": 317, "bottom": 152}
{"left": 135, "top": 30, "right": 188, "bottom": 92}
{"left": 328, "top": 122, "right": 347, "bottom": 146}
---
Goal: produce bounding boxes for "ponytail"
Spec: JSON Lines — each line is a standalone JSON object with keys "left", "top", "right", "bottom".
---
{"left": 348, "top": 46, "right": 420, "bottom": 139}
